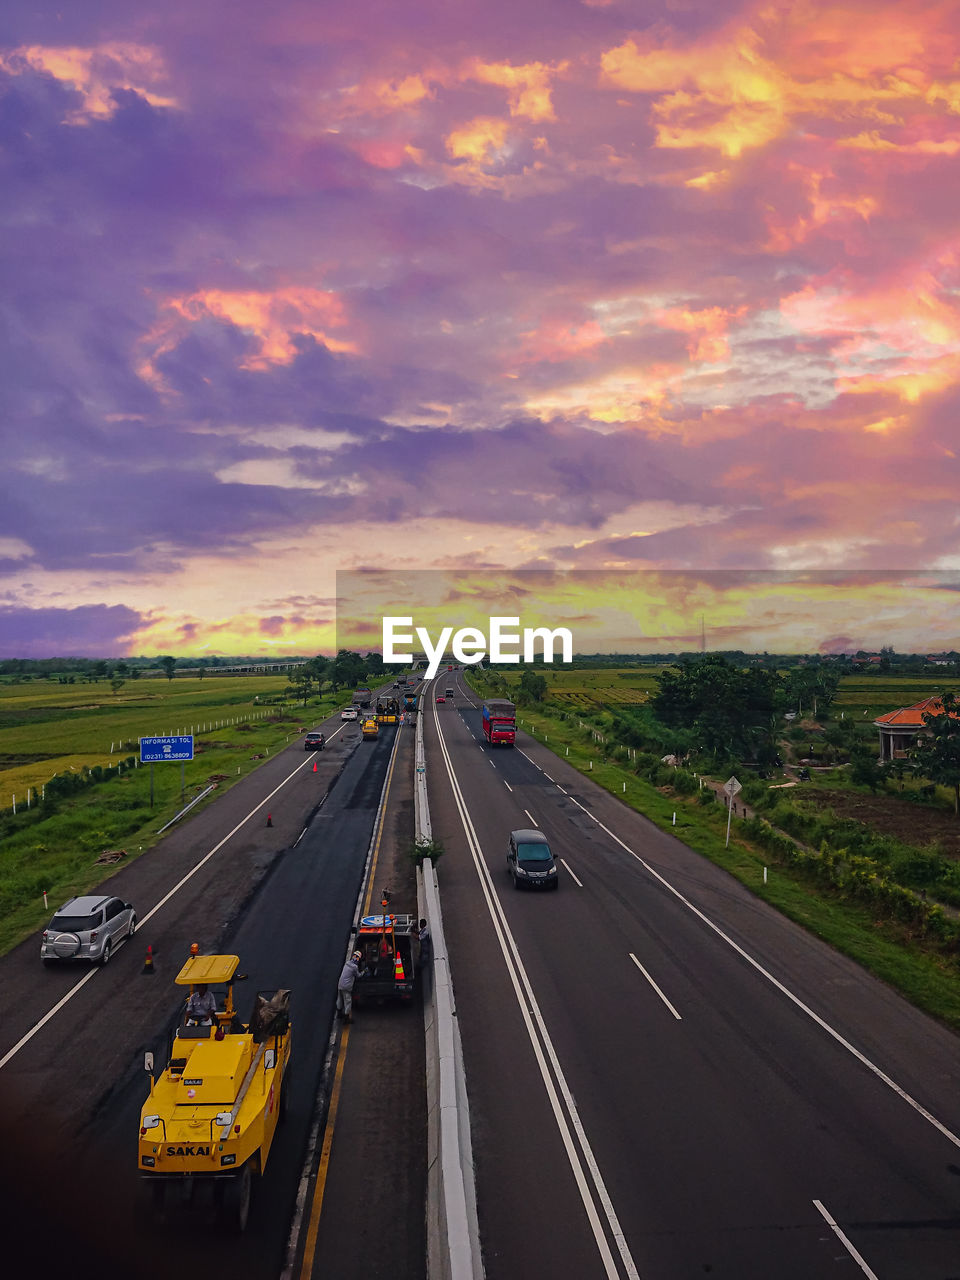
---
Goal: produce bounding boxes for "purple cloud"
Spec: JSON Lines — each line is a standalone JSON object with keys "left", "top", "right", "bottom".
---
{"left": 0, "top": 604, "right": 144, "bottom": 657}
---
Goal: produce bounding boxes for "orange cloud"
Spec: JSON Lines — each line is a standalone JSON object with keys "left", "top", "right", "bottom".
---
{"left": 837, "top": 359, "right": 960, "bottom": 405}
{"left": 522, "top": 365, "right": 683, "bottom": 426}
{"left": 139, "top": 286, "right": 357, "bottom": 384}
{"left": 763, "top": 165, "right": 878, "bottom": 250}
{"left": 600, "top": 4, "right": 960, "bottom": 166}
{"left": 445, "top": 116, "right": 511, "bottom": 163}
{"left": 370, "top": 73, "right": 433, "bottom": 111}
{"left": 351, "top": 137, "right": 419, "bottom": 169}
{"left": 0, "top": 42, "right": 177, "bottom": 122}
{"left": 512, "top": 318, "right": 608, "bottom": 364}
{"left": 653, "top": 305, "right": 746, "bottom": 363}
{"left": 837, "top": 129, "right": 960, "bottom": 155}
{"left": 464, "top": 58, "right": 568, "bottom": 122}
{"left": 601, "top": 29, "right": 787, "bottom": 158}
{"left": 782, "top": 273, "right": 960, "bottom": 353}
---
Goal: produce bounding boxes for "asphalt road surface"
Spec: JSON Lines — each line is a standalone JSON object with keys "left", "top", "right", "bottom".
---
{"left": 0, "top": 712, "right": 407, "bottom": 1280}
{"left": 428, "top": 679, "right": 960, "bottom": 1279}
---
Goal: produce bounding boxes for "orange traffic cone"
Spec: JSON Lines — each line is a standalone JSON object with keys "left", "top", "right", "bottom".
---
{"left": 312, "top": 761, "right": 317, "bottom": 773}
{"left": 142, "top": 944, "right": 155, "bottom": 975}
{"left": 394, "top": 951, "right": 405, "bottom": 981}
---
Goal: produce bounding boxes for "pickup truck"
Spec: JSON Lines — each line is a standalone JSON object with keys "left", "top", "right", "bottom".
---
{"left": 353, "top": 914, "right": 417, "bottom": 1004}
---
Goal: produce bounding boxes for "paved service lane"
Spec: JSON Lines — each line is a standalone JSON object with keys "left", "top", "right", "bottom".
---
{"left": 427, "top": 681, "right": 960, "bottom": 1279}
{"left": 0, "top": 717, "right": 401, "bottom": 1280}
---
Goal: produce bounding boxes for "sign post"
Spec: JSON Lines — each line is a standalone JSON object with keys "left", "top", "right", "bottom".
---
{"left": 140, "top": 736, "right": 195, "bottom": 808}
{"left": 723, "top": 775, "right": 742, "bottom": 848}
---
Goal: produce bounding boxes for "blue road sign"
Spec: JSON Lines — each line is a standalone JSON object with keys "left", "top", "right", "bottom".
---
{"left": 140, "top": 735, "right": 194, "bottom": 762}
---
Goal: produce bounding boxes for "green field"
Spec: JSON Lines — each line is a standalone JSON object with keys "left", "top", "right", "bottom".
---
{"left": 0, "top": 676, "right": 342, "bottom": 954}
{"left": 530, "top": 666, "right": 664, "bottom": 710}
{"left": 499, "top": 667, "right": 960, "bottom": 723}
{"left": 0, "top": 676, "right": 297, "bottom": 809}
{"left": 830, "top": 675, "right": 960, "bottom": 719}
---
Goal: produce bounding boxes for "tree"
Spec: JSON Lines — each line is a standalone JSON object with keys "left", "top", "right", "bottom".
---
{"left": 286, "top": 667, "right": 315, "bottom": 706}
{"left": 159, "top": 655, "right": 177, "bottom": 681}
{"left": 306, "top": 655, "right": 329, "bottom": 689}
{"left": 849, "top": 745, "right": 886, "bottom": 793}
{"left": 110, "top": 677, "right": 125, "bottom": 695}
{"left": 329, "top": 649, "right": 367, "bottom": 691}
{"left": 364, "top": 651, "right": 385, "bottom": 676}
{"left": 519, "top": 670, "right": 547, "bottom": 702}
{"left": 913, "top": 692, "right": 960, "bottom": 816}
{"left": 652, "top": 655, "right": 781, "bottom": 761}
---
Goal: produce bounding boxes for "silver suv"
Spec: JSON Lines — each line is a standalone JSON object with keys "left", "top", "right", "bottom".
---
{"left": 40, "top": 894, "right": 137, "bottom": 966}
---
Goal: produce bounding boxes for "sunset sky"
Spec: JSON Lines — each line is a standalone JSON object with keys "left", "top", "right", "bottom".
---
{"left": 3, "top": 0, "right": 960, "bottom": 657}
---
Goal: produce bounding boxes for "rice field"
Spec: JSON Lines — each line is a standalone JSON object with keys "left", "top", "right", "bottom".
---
{"left": 518, "top": 666, "right": 665, "bottom": 710}
{"left": 489, "top": 666, "right": 960, "bottom": 726}
{"left": 0, "top": 675, "right": 294, "bottom": 813}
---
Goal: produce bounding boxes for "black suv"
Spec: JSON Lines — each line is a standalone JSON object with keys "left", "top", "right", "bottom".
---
{"left": 507, "top": 829, "right": 559, "bottom": 890}
{"left": 304, "top": 731, "right": 325, "bottom": 750}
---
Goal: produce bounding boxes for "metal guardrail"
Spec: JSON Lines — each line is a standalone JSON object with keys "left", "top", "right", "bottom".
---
{"left": 156, "top": 783, "right": 218, "bottom": 834}
{"left": 416, "top": 707, "right": 483, "bottom": 1280}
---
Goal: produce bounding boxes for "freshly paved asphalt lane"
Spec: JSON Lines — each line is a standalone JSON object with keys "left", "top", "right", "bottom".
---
{"left": 427, "top": 681, "right": 960, "bottom": 1279}
{"left": 295, "top": 719, "right": 427, "bottom": 1280}
{"left": 0, "top": 714, "right": 402, "bottom": 1280}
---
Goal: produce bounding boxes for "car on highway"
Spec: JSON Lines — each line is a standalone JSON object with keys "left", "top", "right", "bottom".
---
{"left": 445, "top": 687, "right": 454, "bottom": 698}
{"left": 340, "top": 707, "right": 359, "bottom": 721}
{"left": 506, "top": 829, "right": 559, "bottom": 890}
{"left": 435, "top": 694, "right": 445, "bottom": 703}
{"left": 41, "top": 894, "right": 137, "bottom": 965}
{"left": 304, "top": 730, "right": 325, "bottom": 750}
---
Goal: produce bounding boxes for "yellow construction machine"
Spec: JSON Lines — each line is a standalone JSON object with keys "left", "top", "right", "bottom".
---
{"left": 138, "top": 950, "right": 291, "bottom": 1232}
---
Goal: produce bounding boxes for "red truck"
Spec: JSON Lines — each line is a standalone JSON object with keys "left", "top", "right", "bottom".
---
{"left": 482, "top": 699, "right": 516, "bottom": 747}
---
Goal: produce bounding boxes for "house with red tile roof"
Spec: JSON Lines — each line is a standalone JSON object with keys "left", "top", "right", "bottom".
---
{"left": 874, "top": 696, "right": 957, "bottom": 760}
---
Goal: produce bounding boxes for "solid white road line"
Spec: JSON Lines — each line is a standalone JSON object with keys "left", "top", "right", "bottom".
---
{"left": 0, "top": 726, "right": 347, "bottom": 1074}
{"left": 629, "top": 953, "right": 682, "bottom": 1021}
{"left": 573, "top": 799, "right": 598, "bottom": 822}
{"left": 521, "top": 742, "right": 960, "bottom": 1152}
{"left": 561, "top": 858, "right": 584, "bottom": 888}
{"left": 813, "top": 1201, "right": 879, "bottom": 1279}
{"left": 432, "top": 703, "right": 639, "bottom": 1280}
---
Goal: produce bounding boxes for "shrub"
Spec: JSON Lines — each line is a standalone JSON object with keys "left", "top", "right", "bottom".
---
{"left": 672, "top": 769, "right": 698, "bottom": 796}
{"left": 409, "top": 837, "right": 445, "bottom": 867}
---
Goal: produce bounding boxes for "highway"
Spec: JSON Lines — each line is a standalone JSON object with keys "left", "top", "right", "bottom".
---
{"left": 4, "top": 669, "right": 960, "bottom": 1280}
{"left": 0, "top": 709, "right": 418, "bottom": 1280}
{"left": 427, "top": 678, "right": 960, "bottom": 1279}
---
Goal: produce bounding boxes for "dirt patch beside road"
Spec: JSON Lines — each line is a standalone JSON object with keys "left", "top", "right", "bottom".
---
{"left": 799, "top": 787, "right": 960, "bottom": 856}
